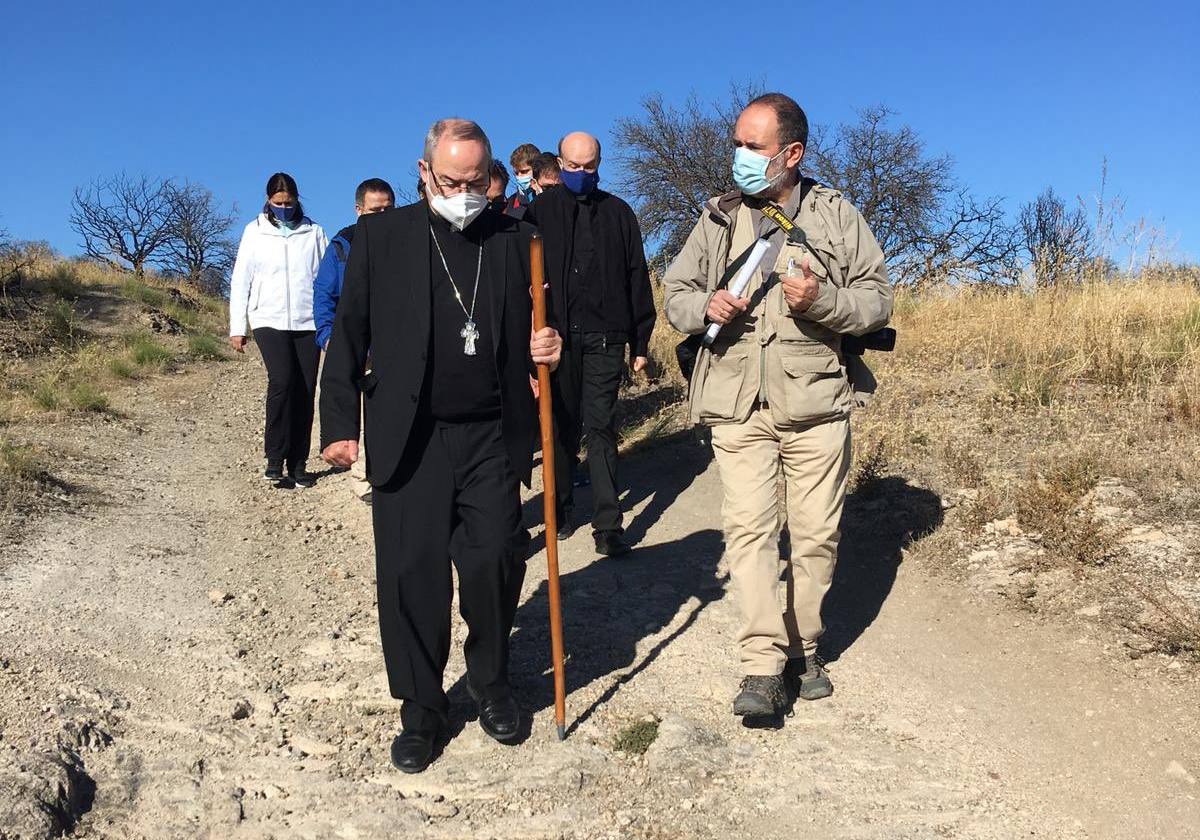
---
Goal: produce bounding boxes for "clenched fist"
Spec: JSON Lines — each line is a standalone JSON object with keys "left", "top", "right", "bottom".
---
{"left": 322, "top": 440, "right": 358, "bottom": 468}
{"left": 782, "top": 256, "right": 820, "bottom": 313}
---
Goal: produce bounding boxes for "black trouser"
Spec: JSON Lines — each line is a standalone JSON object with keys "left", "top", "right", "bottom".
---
{"left": 552, "top": 331, "right": 625, "bottom": 535}
{"left": 252, "top": 327, "right": 320, "bottom": 469}
{"left": 372, "top": 416, "right": 527, "bottom": 734}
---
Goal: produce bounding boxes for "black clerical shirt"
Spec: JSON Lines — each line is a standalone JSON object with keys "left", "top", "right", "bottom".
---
{"left": 427, "top": 211, "right": 501, "bottom": 421}
{"left": 569, "top": 195, "right": 607, "bottom": 333}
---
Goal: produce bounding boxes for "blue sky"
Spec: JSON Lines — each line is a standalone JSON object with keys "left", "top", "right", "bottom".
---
{"left": 2, "top": 0, "right": 1198, "bottom": 263}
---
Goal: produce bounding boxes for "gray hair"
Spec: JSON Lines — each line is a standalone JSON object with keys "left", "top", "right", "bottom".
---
{"left": 423, "top": 118, "right": 493, "bottom": 164}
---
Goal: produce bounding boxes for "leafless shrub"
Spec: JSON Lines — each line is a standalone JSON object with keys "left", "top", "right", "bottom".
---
{"left": 1018, "top": 187, "right": 1094, "bottom": 287}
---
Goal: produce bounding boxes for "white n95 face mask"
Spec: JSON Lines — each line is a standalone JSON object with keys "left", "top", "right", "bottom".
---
{"left": 430, "top": 191, "right": 489, "bottom": 231}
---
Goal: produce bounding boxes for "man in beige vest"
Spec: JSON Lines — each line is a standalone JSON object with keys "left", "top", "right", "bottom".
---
{"left": 663, "top": 92, "right": 892, "bottom": 717}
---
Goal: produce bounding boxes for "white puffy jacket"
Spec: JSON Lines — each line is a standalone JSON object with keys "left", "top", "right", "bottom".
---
{"left": 228, "top": 214, "right": 328, "bottom": 336}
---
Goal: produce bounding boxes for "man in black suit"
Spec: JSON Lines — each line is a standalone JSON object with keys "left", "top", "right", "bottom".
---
{"left": 320, "top": 117, "right": 562, "bottom": 774}
{"left": 528, "top": 131, "right": 655, "bottom": 557}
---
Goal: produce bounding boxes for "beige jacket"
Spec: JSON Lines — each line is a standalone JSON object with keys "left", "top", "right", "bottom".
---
{"left": 663, "top": 178, "right": 892, "bottom": 427}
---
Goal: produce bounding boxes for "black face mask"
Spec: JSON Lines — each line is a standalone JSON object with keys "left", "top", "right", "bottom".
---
{"left": 489, "top": 196, "right": 507, "bottom": 212}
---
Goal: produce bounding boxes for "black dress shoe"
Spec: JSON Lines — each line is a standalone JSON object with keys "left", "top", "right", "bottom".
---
{"left": 469, "top": 688, "right": 522, "bottom": 744}
{"left": 390, "top": 729, "right": 437, "bottom": 774}
{"left": 594, "top": 530, "right": 631, "bottom": 557}
{"left": 555, "top": 506, "right": 575, "bottom": 541}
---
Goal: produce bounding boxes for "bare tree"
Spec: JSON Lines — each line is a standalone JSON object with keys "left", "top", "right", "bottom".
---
{"left": 613, "top": 82, "right": 762, "bottom": 264}
{"left": 807, "top": 105, "right": 1022, "bottom": 285}
{"left": 1018, "top": 187, "right": 1094, "bottom": 287}
{"left": 156, "top": 182, "right": 237, "bottom": 295}
{"left": 899, "top": 191, "right": 1022, "bottom": 287}
{"left": 69, "top": 173, "right": 176, "bottom": 276}
{"left": 0, "top": 225, "right": 17, "bottom": 293}
{"left": 615, "top": 91, "right": 1019, "bottom": 285}
{"left": 807, "top": 105, "right": 954, "bottom": 269}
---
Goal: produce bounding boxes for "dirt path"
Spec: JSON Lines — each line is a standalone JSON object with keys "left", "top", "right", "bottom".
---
{"left": 2, "top": 350, "right": 1198, "bottom": 839}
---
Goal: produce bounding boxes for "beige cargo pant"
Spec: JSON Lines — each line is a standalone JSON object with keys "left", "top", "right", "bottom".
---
{"left": 710, "top": 407, "right": 850, "bottom": 676}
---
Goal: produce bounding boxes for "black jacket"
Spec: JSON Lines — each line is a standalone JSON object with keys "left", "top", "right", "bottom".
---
{"left": 527, "top": 185, "right": 655, "bottom": 357}
{"left": 319, "top": 202, "right": 542, "bottom": 487}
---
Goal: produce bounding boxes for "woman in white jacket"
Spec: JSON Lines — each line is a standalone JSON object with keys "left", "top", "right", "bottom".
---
{"left": 229, "top": 172, "right": 328, "bottom": 486}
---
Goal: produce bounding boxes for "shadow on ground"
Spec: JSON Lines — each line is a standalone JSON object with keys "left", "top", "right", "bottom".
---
{"left": 820, "top": 475, "right": 944, "bottom": 662}
{"left": 471, "top": 431, "right": 722, "bottom": 736}
{"left": 459, "top": 426, "right": 940, "bottom": 737}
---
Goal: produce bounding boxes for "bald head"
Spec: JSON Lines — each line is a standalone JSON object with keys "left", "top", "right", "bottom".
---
{"left": 423, "top": 117, "right": 492, "bottom": 163}
{"left": 419, "top": 117, "right": 492, "bottom": 198}
{"left": 558, "top": 131, "right": 601, "bottom": 171}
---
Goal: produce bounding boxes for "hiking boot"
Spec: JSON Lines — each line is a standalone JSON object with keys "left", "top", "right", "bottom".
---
{"left": 785, "top": 655, "right": 833, "bottom": 701}
{"left": 263, "top": 461, "right": 284, "bottom": 482}
{"left": 732, "top": 674, "right": 786, "bottom": 717}
{"left": 594, "top": 530, "right": 631, "bottom": 557}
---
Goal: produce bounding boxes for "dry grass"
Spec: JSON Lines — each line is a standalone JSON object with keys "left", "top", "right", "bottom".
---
{"left": 645, "top": 274, "right": 686, "bottom": 389}
{"left": 1012, "top": 456, "right": 1118, "bottom": 568}
{"left": 892, "top": 270, "right": 1200, "bottom": 401}
{"left": 0, "top": 249, "right": 228, "bottom": 523}
{"left": 1, "top": 250, "right": 225, "bottom": 420}
{"left": 0, "top": 438, "right": 46, "bottom": 520}
{"left": 854, "top": 265, "right": 1200, "bottom": 658}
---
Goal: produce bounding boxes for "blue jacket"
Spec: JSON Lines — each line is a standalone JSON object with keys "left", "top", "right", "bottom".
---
{"left": 313, "top": 224, "right": 355, "bottom": 348}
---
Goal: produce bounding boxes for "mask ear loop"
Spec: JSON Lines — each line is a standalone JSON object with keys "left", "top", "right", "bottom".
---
{"left": 764, "top": 142, "right": 799, "bottom": 191}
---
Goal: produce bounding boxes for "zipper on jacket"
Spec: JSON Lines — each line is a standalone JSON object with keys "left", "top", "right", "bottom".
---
{"left": 758, "top": 278, "right": 768, "bottom": 405}
{"left": 760, "top": 338, "right": 768, "bottom": 405}
{"left": 283, "top": 234, "right": 291, "bottom": 329}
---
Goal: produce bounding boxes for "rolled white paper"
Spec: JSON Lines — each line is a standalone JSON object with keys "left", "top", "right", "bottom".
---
{"left": 703, "top": 237, "right": 771, "bottom": 346}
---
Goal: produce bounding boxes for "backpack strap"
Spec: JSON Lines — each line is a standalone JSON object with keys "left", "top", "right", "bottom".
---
{"left": 332, "top": 238, "right": 347, "bottom": 263}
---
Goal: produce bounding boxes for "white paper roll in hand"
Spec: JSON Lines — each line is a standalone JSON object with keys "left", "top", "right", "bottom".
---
{"left": 703, "top": 237, "right": 772, "bottom": 346}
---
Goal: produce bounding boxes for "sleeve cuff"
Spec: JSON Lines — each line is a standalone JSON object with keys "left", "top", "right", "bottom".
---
{"left": 802, "top": 281, "right": 836, "bottom": 322}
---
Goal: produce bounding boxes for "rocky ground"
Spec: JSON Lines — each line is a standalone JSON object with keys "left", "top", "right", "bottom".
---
{"left": 2, "top": 347, "right": 1198, "bottom": 840}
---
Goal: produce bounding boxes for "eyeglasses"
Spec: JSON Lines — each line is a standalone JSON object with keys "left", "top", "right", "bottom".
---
{"left": 428, "top": 169, "right": 490, "bottom": 195}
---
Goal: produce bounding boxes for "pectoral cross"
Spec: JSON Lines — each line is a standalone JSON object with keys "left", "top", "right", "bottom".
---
{"left": 461, "top": 319, "right": 479, "bottom": 356}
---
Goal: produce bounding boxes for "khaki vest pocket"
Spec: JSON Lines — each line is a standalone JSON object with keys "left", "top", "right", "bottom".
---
{"left": 697, "top": 350, "right": 748, "bottom": 423}
{"left": 772, "top": 239, "right": 841, "bottom": 346}
{"left": 768, "top": 350, "right": 850, "bottom": 426}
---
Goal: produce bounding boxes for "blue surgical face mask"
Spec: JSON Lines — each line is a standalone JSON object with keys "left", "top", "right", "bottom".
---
{"left": 514, "top": 173, "right": 533, "bottom": 194}
{"left": 732, "top": 146, "right": 789, "bottom": 196}
{"left": 561, "top": 167, "right": 599, "bottom": 196}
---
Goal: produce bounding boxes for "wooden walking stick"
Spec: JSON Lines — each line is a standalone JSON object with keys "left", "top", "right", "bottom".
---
{"left": 529, "top": 232, "right": 568, "bottom": 741}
